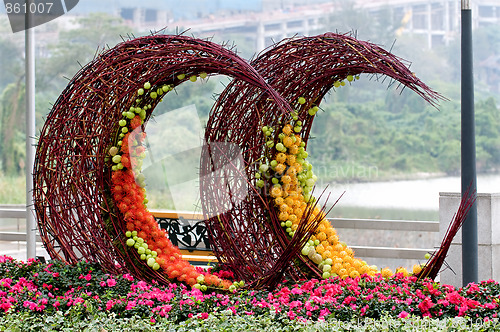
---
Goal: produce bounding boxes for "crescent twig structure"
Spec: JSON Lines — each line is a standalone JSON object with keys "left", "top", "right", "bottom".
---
{"left": 202, "top": 33, "right": 444, "bottom": 289}
{"left": 33, "top": 34, "right": 291, "bottom": 284}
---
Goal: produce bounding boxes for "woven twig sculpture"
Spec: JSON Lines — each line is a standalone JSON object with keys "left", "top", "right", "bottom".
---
{"left": 202, "top": 33, "right": 443, "bottom": 288}
{"left": 33, "top": 35, "right": 291, "bottom": 285}
{"left": 34, "top": 32, "right": 447, "bottom": 290}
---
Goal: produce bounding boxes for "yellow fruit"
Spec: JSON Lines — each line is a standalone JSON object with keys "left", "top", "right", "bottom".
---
{"left": 412, "top": 264, "right": 422, "bottom": 275}
{"left": 283, "top": 125, "right": 292, "bottom": 135}
{"left": 278, "top": 211, "right": 289, "bottom": 221}
{"left": 360, "top": 265, "right": 370, "bottom": 275}
{"left": 286, "top": 166, "right": 297, "bottom": 176}
{"left": 286, "top": 155, "right": 296, "bottom": 165}
{"left": 326, "top": 228, "right": 336, "bottom": 237}
{"left": 275, "top": 163, "right": 286, "bottom": 174}
{"left": 322, "top": 250, "right": 331, "bottom": 260}
{"left": 281, "top": 175, "right": 291, "bottom": 184}
{"left": 279, "top": 204, "right": 289, "bottom": 212}
{"left": 275, "top": 197, "right": 284, "bottom": 205}
{"left": 328, "top": 235, "right": 339, "bottom": 245}
{"left": 350, "top": 270, "right": 360, "bottom": 278}
{"left": 352, "top": 260, "right": 363, "bottom": 270}
{"left": 396, "top": 267, "right": 409, "bottom": 276}
{"left": 334, "top": 243, "right": 343, "bottom": 252}
{"left": 317, "top": 232, "right": 327, "bottom": 242}
{"left": 276, "top": 153, "right": 287, "bottom": 163}
{"left": 271, "top": 187, "right": 282, "bottom": 198}
{"left": 381, "top": 268, "right": 393, "bottom": 278}
{"left": 283, "top": 136, "right": 293, "bottom": 147}
{"left": 333, "top": 263, "right": 343, "bottom": 273}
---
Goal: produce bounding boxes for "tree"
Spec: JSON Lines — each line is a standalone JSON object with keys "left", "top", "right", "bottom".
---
{"left": 37, "top": 13, "right": 134, "bottom": 95}
{"left": 0, "top": 81, "right": 25, "bottom": 175}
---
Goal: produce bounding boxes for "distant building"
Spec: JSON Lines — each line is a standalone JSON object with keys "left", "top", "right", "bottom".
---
{"left": 90, "top": 0, "right": 499, "bottom": 51}
{"left": 360, "top": 0, "right": 500, "bottom": 48}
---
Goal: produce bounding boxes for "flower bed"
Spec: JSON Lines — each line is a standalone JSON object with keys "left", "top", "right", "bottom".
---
{"left": 1, "top": 256, "right": 499, "bottom": 331}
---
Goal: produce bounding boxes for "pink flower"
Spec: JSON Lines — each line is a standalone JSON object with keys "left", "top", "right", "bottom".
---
{"left": 446, "top": 291, "right": 463, "bottom": 305}
{"left": 417, "top": 296, "right": 434, "bottom": 315}
{"left": 319, "top": 308, "right": 331, "bottom": 318}
{"left": 198, "top": 312, "right": 209, "bottom": 319}
{"left": 485, "top": 302, "right": 497, "bottom": 309}
{"left": 466, "top": 283, "right": 480, "bottom": 294}
{"left": 23, "top": 301, "right": 37, "bottom": 311}
{"left": 79, "top": 273, "right": 91, "bottom": 281}
{"left": 122, "top": 274, "right": 134, "bottom": 282}
{"left": 437, "top": 299, "right": 449, "bottom": 307}
{"left": 398, "top": 311, "right": 409, "bottom": 318}
{"left": 106, "top": 300, "right": 115, "bottom": 310}
{"left": 106, "top": 279, "right": 116, "bottom": 287}
{"left": 0, "top": 256, "right": 13, "bottom": 263}
{"left": 289, "top": 300, "right": 302, "bottom": 309}
{"left": 304, "top": 301, "right": 314, "bottom": 311}
{"left": 125, "top": 300, "right": 136, "bottom": 310}
{"left": 458, "top": 304, "right": 468, "bottom": 316}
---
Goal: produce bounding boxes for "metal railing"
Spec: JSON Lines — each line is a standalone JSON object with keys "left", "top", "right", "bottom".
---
{"left": 0, "top": 205, "right": 438, "bottom": 261}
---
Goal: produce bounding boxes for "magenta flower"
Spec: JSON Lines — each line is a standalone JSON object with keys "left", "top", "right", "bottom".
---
{"left": 106, "top": 278, "right": 117, "bottom": 287}
{"left": 125, "top": 300, "right": 137, "bottom": 310}
{"left": 122, "top": 274, "right": 134, "bottom": 282}
{"left": 398, "top": 311, "right": 409, "bottom": 318}
{"left": 197, "top": 312, "right": 209, "bottom": 319}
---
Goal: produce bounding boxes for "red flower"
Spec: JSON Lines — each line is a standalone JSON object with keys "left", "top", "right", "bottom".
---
{"left": 417, "top": 296, "right": 434, "bottom": 316}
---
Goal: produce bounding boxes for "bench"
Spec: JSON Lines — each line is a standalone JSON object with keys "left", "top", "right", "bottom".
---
{"left": 152, "top": 211, "right": 218, "bottom": 266}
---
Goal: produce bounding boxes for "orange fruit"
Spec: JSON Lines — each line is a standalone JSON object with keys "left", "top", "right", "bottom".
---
{"left": 317, "top": 232, "right": 327, "bottom": 242}
{"left": 276, "top": 153, "right": 287, "bottom": 163}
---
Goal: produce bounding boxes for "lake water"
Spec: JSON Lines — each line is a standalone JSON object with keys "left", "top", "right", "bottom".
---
{"left": 317, "top": 174, "right": 500, "bottom": 214}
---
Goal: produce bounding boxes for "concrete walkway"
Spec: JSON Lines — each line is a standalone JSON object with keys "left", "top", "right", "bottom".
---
{"left": 0, "top": 240, "right": 48, "bottom": 262}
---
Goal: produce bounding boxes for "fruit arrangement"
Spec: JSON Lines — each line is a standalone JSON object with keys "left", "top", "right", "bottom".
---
{"left": 255, "top": 95, "right": 429, "bottom": 281}
{"left": 107, "top": 80, "right": 245, "bottom": 291}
